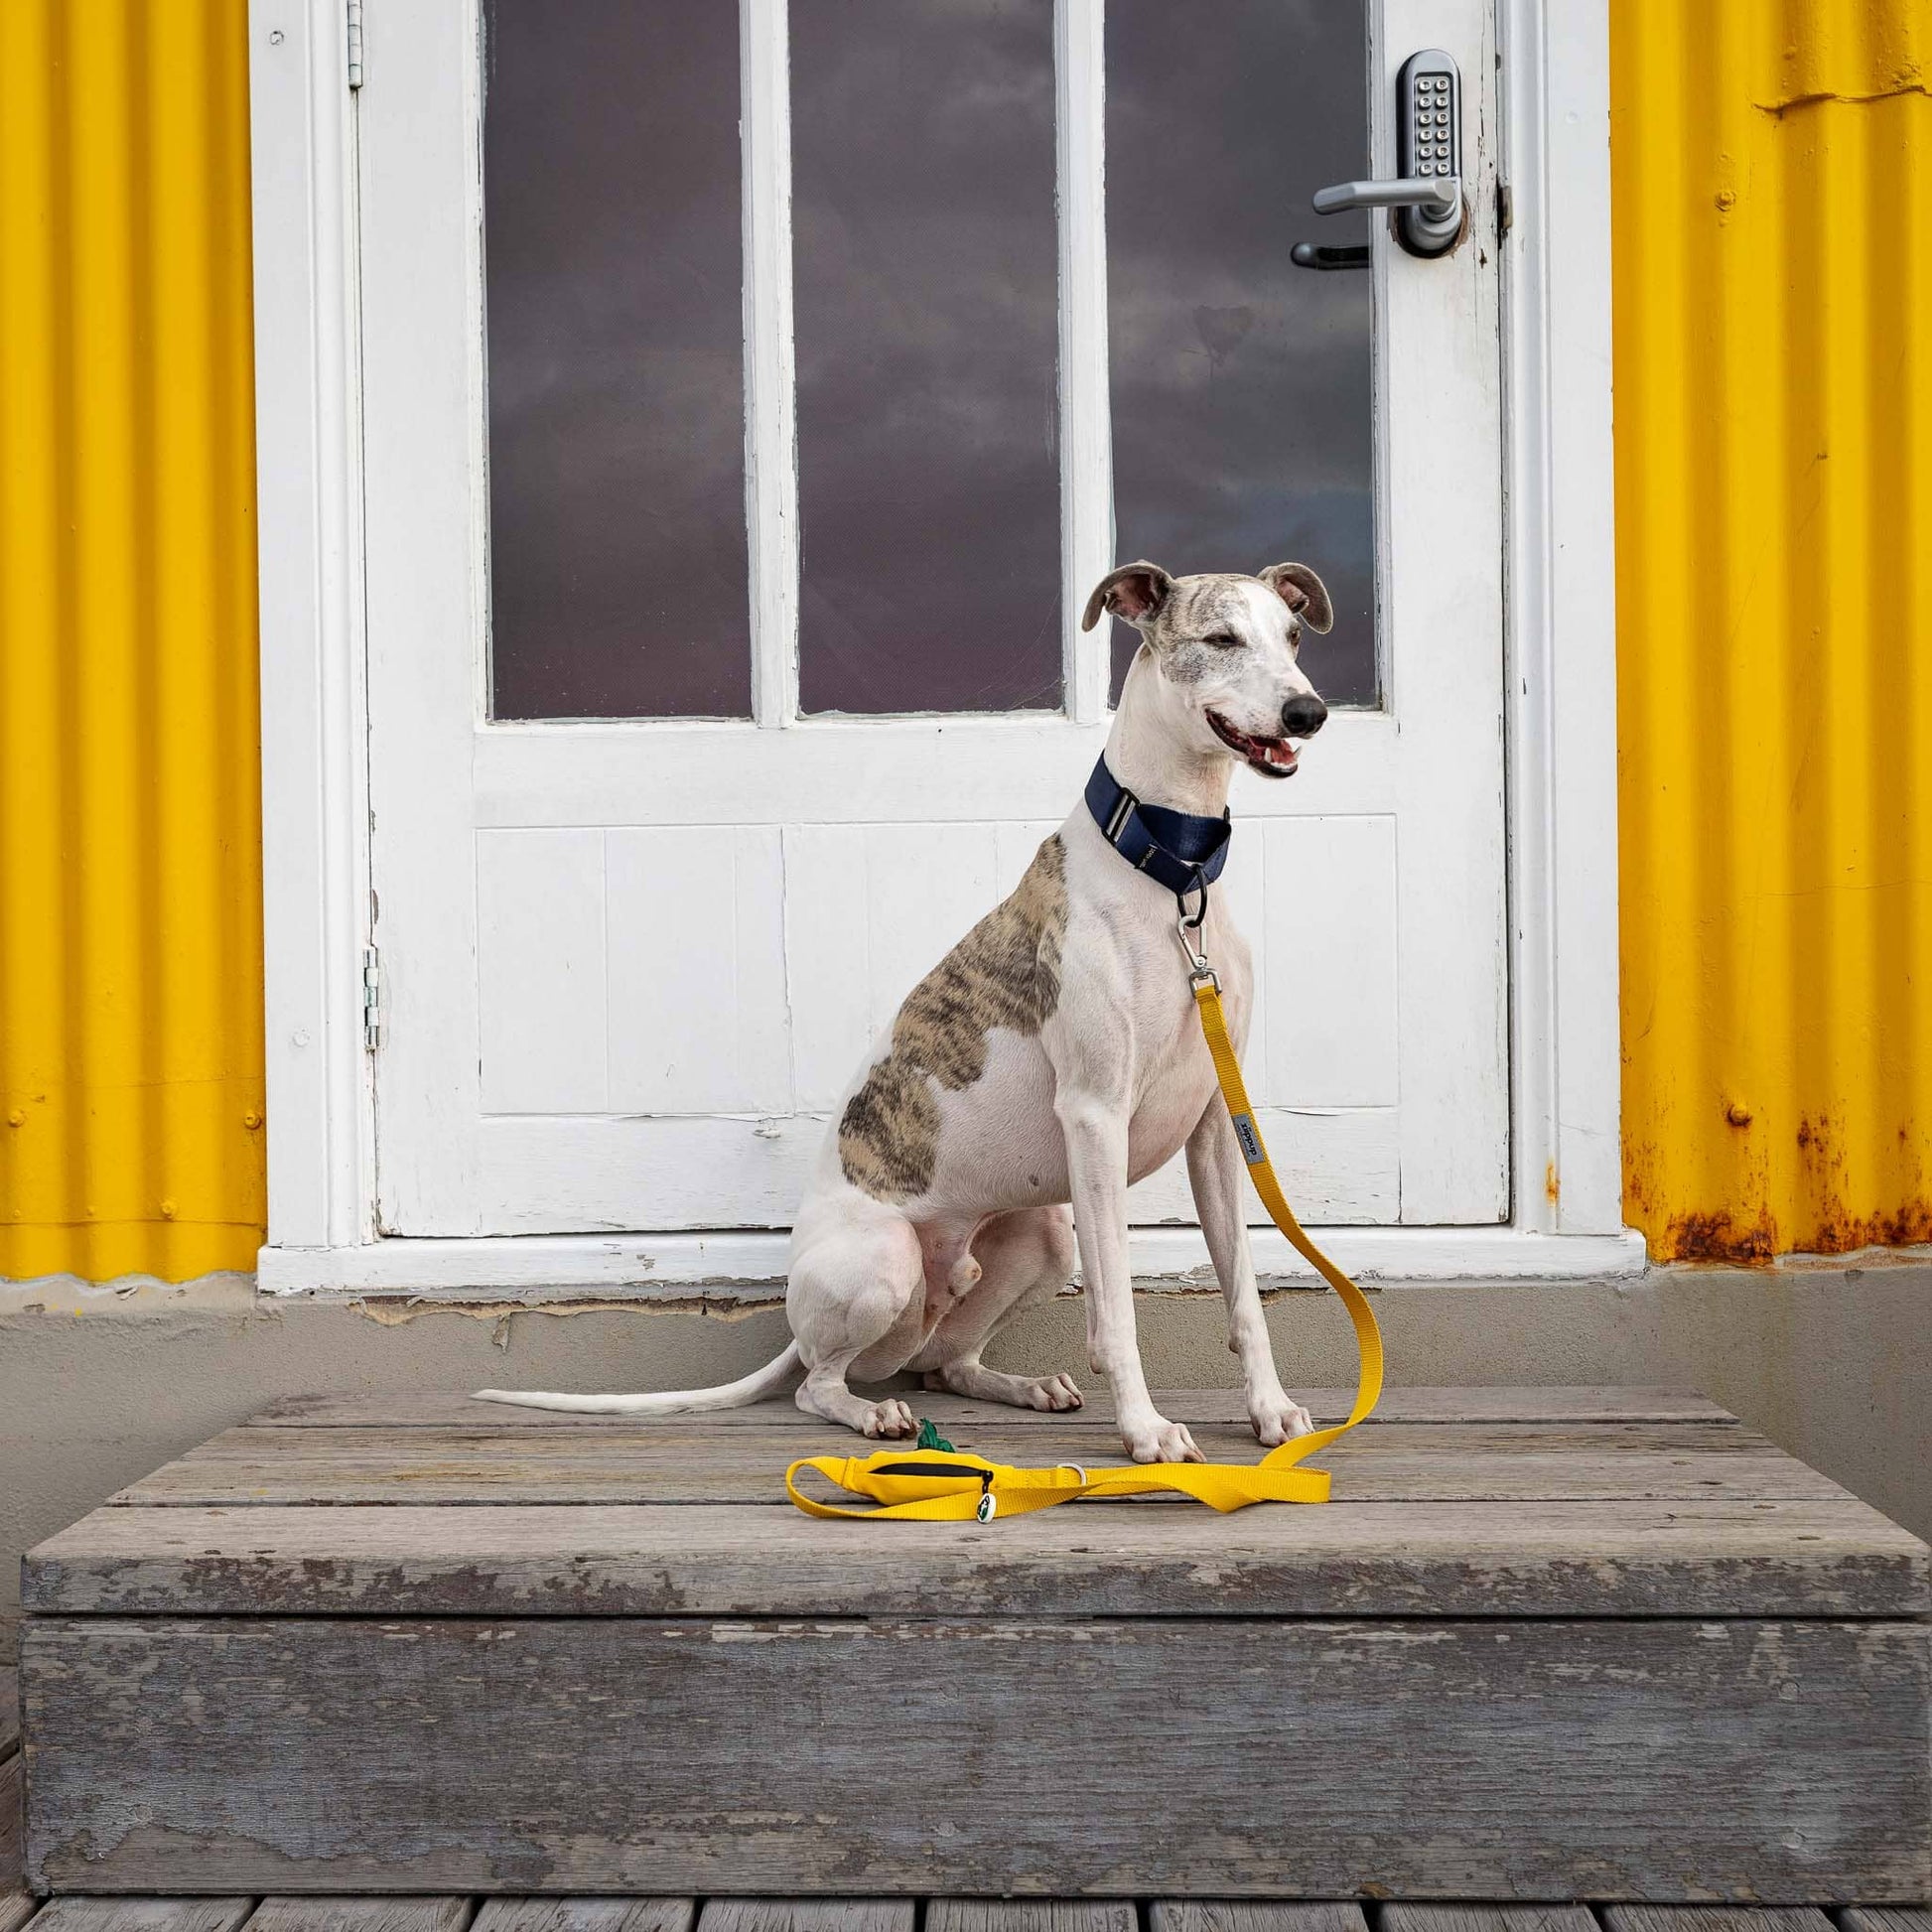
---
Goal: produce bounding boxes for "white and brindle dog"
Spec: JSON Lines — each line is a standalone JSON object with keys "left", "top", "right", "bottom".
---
{"left": 478, "top": 559, "right": 1333, "bottom": 1464}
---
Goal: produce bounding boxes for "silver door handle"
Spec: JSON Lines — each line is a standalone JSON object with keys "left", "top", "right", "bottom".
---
{"left": 1311, "top": 176, "right": 1459, "bottom": 217}
{"left": 1302, "top": 51, "right": 1465, "bottom": 261}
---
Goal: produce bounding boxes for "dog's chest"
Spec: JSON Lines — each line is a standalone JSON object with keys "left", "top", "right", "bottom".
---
{"left": 1057, "top": 880, "right": 1253, "bottom": 1180}
{"left": 1127, "top": 964, "right": 1247, "bottom": 1170}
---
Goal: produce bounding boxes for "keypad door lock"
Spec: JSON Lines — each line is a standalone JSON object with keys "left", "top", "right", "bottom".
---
{"left": 1303, "top": 50, "right": 1464, "bottom": 263}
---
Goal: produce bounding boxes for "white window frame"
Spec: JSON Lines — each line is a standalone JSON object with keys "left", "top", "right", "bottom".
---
{"left": 248, "top": 0, "right": 1640, "bottom": 1294}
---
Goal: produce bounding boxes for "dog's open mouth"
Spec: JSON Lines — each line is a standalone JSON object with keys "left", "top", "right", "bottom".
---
{"left": 1207, "top": 710, "right": 1300, "bottom": 777}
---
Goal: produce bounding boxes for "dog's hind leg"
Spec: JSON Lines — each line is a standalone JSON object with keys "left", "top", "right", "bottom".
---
{"left": 786, "top": 1203, "right": 925, "bottom": 1439}
{"left": 907, "top": 1205, "right": 1083, "bottom": 1412}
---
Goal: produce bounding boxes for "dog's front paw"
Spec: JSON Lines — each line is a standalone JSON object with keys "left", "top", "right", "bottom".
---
{"left": 862, "top": 1397, "right": 918, "bottom": 1439}
{"left": 1123, "top": 1416, "right": 1204, "bottom": 1463}
{"left": 1249, "top": 1392, "right": 1314, "bottom": 1447}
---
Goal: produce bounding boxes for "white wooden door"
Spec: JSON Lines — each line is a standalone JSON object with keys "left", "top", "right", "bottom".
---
{"left": 358, "top": 0, "right": 1507, "bottom": 1239}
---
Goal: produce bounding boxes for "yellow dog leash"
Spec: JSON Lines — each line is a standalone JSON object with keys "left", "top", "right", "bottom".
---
{"left": 785, "top": 922, "right": 1384, "bottom": 1522}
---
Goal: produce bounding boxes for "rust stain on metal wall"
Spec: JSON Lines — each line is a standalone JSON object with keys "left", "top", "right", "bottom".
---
{"left": 1614, "top": 0, "right": 1932, "bottom": 1262}
{"left": 0, "top": 1, "right": 262, "bottom": 1280}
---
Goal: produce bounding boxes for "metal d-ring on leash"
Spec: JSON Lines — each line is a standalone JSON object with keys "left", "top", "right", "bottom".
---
{"left": 784, "top": 808, "right": 1387, "bottom": 1523}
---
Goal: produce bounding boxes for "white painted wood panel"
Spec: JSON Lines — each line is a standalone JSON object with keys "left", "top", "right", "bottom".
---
{"left": 1218, "top": 820, "right": 1272, "bottom": 1098}
{"left": 608, "top": 827, "right": 789, "bottom": 1115}
{"left": 467, "top": 810, "right": 1401, "bottom": 1227}
{"left": 994, "top": 820, "right": 1065, "bottom": 892}
{"left": 781, "top": 826, "right": 868, "bottom": 1113}
{"left": 478, "top": 830, "right": 608, "bottom": 1115}
{"left": 474, "top": 714, "right": 1396, "bottom": 828}
{"left": 786, "top": 823, "right": 1007, "bottom": 1113}
{"left": 1262, "top": 816, "right": 1398, "bottom": 1110}
{"left": 743, "top": 0, "right": 799, "bottom": 729}
{"left": 1125, "top": 813, "right": 1400, "bottom": 1222}
{"left": 476, "top": 1106, "right": 1399, "bottom": 1233}
{"left": 857, "top": 826, "right": 1005, "bottom": 1047}
{"left": 1384, "top": 0, "right": 1509, "bottom": 1221}
{"left": 1055, "top": 0, "right": 1112, "bottom": 726}
{"left": 1126, "top": 1108, "right": 1398, "bottom": 1227}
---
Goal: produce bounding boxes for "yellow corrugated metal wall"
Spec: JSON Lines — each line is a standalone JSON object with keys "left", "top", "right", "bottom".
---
{"left": 0, "top": 0, "right": 263, "bottom": 1281}
{"left": 1613, "top": 0, "right": 1932, "bottom": 1260}
{"left": 2, "top": 2, "right": 1926, "bottom": 1280}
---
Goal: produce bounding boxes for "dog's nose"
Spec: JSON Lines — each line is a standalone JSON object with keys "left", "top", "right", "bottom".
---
{"left": 1282, "top": 693, "right": 1328, "bottom": 738}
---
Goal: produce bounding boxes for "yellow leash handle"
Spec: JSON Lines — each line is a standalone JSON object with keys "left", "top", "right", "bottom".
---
{"left": 786, "top": 978, "right": 1383, "bottom": 1520}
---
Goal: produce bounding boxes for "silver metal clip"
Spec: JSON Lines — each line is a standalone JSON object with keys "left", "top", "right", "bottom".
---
{"left": 1175, "top": 907, "right": 1218, "bottom": 991}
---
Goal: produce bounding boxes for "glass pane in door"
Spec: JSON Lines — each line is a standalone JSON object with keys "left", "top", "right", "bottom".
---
{"left": 483, "top": 0, "right": 751, "bottom": 720}
{"left": 1106, "top": 0, "right": 1377, "bottom": 706}
{"left": 792, "top": 0, "right": 1062, "bottom": 716}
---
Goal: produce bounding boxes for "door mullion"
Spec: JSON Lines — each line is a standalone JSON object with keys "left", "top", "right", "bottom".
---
{"left": 1057, "top": 0, "right": 1114, "bottom": 725}
{"left": 743, "top": 0, "right": 799, "bottom": 728}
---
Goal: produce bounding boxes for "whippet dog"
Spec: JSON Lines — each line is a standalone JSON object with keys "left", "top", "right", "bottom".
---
{"left": 478, "top": 560, "right": 1334, "bottom": 1463}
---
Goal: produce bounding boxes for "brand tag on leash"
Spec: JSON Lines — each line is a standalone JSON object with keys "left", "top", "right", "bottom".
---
{"left": 1231, "top": 1112, "right": 1265, "bottom": 1166}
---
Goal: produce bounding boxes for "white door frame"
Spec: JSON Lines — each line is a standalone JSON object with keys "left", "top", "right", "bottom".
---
{"left": 248, "top": 0, "right": 1641, "bottom": 1295}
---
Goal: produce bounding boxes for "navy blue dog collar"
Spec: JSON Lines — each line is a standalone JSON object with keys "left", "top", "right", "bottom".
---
{"left": 1084, "top": 757, "right": 1232, "bottom": 905}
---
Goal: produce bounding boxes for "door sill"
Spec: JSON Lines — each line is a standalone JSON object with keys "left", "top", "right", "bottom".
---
{"left": 257, "top": 1226, "right": 1648, "bottom": 1299}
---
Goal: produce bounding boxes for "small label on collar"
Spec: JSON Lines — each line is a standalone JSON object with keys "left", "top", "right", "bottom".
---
{"left": 1232, "top": 1113, "right": 1265, "bottom": 1166}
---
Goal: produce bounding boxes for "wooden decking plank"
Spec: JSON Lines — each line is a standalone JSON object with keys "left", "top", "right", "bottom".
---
{"left": 696, "top": 1907, "right": 912, "bottom": 1932}
{"left": 0, "top": 1667, "right": 16, "bottom": 1755}
{"left": 252, "top": 1386, "right": 1733, "bottom": 1429}
{"left": 1383, "top": 1910, "right": 1598, "bottom": 1932}
{"left": 26, "top": 1905, "right": 255, "bottom": 1932}
{"left": 1841, "top": 1913, "right": 1932, "bottom": 1932}
{"left": 0, "top": 1894, "right": 38, "bottom": 1932}
{"left": 0, "top": 1756, "right": 21, "bottom": 1895}
{"left": 472, "top": 1902, "right": 693, "bottom": 1932}
{"left": 1151, "top": 1906, "right": 1366, "bottom": 1932}
{"left": 1602, "top": 1914, "right": 1839, "bottom": 1932}
{"left": 929, "top": 1905, "right": 1136, "bottom": 1932}
{"left": 25, "top": 1495, "right": 1926, "bottom": 1619}
{"left": 105, "top": 1421, "right": 1845, "bottom": 1509}
{"left": 245, "top": 1902, "right": 473, "bottom": 1932}
{"left": 27, "top": 1616, "right": 1930, "bottom": 1897}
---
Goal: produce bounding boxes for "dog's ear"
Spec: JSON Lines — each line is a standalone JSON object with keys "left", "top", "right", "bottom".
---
{"left": 1257, "top": 562, "right": 1333, "bottom": 634}
{"left": 1081, "top": 561, "right": 1174, "bottom": 632}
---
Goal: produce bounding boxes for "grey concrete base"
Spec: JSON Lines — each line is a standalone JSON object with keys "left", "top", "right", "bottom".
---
{"left": 3, "top": 1263, "right": 1928, "bottom": 1660}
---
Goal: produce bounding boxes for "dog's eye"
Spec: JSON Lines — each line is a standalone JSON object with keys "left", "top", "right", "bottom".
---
{"left": 1202, "top": 632, "right": 1242, "bottom": 649}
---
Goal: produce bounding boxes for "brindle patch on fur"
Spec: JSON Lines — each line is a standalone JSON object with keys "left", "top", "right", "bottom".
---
{"left": 838, "top": 835, "right": 1068, "bottom": 1202}
{"left": 1157, "top": 578, "right": 1293, "bottom": 686}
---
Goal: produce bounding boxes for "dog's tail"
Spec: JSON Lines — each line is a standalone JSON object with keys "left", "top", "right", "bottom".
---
{"left": 473, "top": 1340, "right": 804, "bottom": 1416}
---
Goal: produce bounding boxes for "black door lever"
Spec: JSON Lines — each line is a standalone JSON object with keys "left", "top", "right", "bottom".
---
{"left": 1291, "top": 242, "right": 1371, "bottom": 272}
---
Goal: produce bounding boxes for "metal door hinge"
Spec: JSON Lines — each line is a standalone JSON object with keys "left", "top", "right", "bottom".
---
{"left": 362, "top": 946, "right": 381, "bottom": 1051}
{"left": 346, "top": 0, "right": 364, "bottom": 89}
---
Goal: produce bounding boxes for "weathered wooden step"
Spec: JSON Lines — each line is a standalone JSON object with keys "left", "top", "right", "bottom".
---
{"left": 24, "top": 1496, "right": 1926, "bottom": 1619}
{"left": 252, "top": 1387, "right": 1737, "bottom": 1430}
{"left": 472, "top": 1903, "right": 691, "bottom": 1932}
{"left": 1151, "top": 1909, "right": 1367, "bottom": 1932}
{"left": 23, "top": 1613, "right": 1930, "bottom": 1898}
{"left": 21, "top": 1388, "right": 1931, "bottom": 1902}
{"left": 1382, "top": 1911, "right": 1598, "bottom": 1932}
{"left": 103, "top": 1421, "right": 1842, "bottom": 1509}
